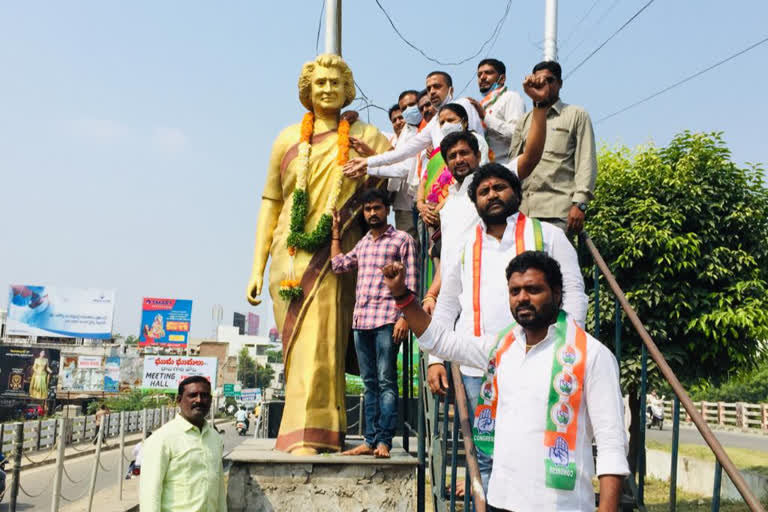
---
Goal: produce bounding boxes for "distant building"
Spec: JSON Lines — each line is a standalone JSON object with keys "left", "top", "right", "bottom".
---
{"left": 247, "top": 313, "right": 259, "bottom": 336}
{"left": 233, "top": 312, "right": 246, "bottom": 335}
{"left": 216, "top": 326, "right": 280, "bottom": 368}
{"left": 198, "top": 341, "right": 238, "bottom": 388}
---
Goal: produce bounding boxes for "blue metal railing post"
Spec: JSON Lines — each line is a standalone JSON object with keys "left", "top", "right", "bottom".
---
{"left": 417, "top": 355, "right": 426, "bottom": 512}
{"left": 638, "top": 344, "right": 648, "bottom": 505}
{"left": 712, "top": 461, "right": 723, "bottom": 512}
{"left": 450, "top": 386, "right": 460, "bottom": 512}
{"left": 613, "top": 298, "right": 622, "bottom": 362}
{"left": 670, "top": 396, "right": 680, "bottom": 512}
{"left": 593, "top": 266, "right": 601, "bottom": 338}
{"left": 464, "top": 464, "right": 471, "bottom": 511}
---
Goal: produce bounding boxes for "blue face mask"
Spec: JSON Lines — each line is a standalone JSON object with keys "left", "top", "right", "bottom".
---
{"left": 402, "top": 105, "right": 422, "bottom": 126}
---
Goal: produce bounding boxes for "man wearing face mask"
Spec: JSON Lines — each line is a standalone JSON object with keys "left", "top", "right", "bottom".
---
{"left": 343, "top": 71, "right": 484, "bottom": 179}
{"left": 467, "top": 58, "right": 525, "bottom": 166}
{"left": 360, "top": 89, "right": 424, "bottom": 245}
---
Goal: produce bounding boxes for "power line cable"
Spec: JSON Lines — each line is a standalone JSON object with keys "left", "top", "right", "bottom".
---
{"left": 560, "top": 0, "right": 602, "bottom": 48}
{"left": 565, "top": 0, "right": 656, "bottom": 79}
{"left": 373, "top": 0, "right": 513, "bottom": 66}
{"left": 563, "top": 0, "right": 620, "bottom": 62}
{"left": 456, "top": 0, "right": 514, "bottom": 96}
{"left": 315, "top": 0, "right": 325, "bottom": 54}
{"left": 597, "top": 35, "right": 768, "bottom": 124}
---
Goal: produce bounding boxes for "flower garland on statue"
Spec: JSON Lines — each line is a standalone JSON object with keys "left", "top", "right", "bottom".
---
{"left": 279, "top": 112, "right": 350, "bottom": 301}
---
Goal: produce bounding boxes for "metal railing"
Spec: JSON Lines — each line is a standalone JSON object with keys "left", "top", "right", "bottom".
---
{"left": 4, "top": 406, "right": 175, "bottom": 512}
{"left": 422, "top": 231, "right": 765, "bottom": 512}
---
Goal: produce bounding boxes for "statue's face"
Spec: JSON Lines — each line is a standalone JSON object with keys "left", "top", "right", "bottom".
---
{"left": 311, "top": 65, "right": 345, "bottom": 113}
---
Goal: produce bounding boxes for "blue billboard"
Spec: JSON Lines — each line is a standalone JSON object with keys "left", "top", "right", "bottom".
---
{"left": 139, "top": 297, "right": 193, "bottom": 347}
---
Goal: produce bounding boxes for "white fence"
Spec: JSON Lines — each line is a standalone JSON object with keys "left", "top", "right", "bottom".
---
{"left": 0, "top": 407, "right": 175, "bottom": 456}
{"left": 662, "top": 400, "right": 768, "bottom": 431}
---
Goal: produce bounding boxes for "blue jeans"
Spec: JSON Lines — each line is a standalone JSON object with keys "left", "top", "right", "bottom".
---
{"left": 354, "top": 324, "right": 399, "bottom": 449}
{"left": 463, "top": 374, "right": 493, "bottom": 496}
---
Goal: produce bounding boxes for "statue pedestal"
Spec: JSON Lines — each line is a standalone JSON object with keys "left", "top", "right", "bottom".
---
{"left": 226, "top": 438, "right": 418, "bottom": 512}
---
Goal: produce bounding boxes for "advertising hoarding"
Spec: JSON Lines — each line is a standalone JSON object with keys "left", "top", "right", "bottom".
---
{"left": 0, "top": 347, "right": 61, "bottom": 399}
{"left": 139, "top": 298, "right": 193, "bottom": 347}
{"left": 59, "top": 356, "right": 105, "bottom": 392}
{"left": 142, "top": 356, "right": 217, "bottom": 391}
{"left": 6, "top": 285, "right": 115, "bottom": 339}
{"left": 104, "top": 357, "right": 121, "bottom": 392}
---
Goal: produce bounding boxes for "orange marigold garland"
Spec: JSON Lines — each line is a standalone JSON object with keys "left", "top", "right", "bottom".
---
{"left": 282, "top": 113, "right": 351, "bottom": 301}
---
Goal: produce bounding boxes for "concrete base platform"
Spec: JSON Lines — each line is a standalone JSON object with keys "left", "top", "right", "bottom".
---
{"left": 226, "top": 438, "right": 418, "bottom": 512}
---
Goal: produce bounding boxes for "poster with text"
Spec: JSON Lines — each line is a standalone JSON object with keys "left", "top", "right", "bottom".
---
{"left": 139, "top": 298, "right": 193, "bottom": 347}
{"left": 59, "top": 356, "right": 105, "bottom": 392}
{"left": 0, "top": 347, "right": 60, "bottom": 399}
{"left": 142, "top": 356, "right": 217, "bottom": 391}
{"left": 7, "top": 285, "right": 115, "bottom": 339}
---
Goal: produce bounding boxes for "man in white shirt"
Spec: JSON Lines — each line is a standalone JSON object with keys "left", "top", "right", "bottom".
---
{"left": 427, "top": 162, "right": 589, "bottom": 494}
{"left": 365, "top": 89, "right": 423, "bottom": 245}
{"left": 381, "top": 252, "right": 628, "bottom": 512}
{"left": 235, "top": 405, "right": 249, "bottom": 432}
{"left": 467, "top": 58, "right": 525, "bottom": 166}
{"left": 343, "top": 71, "right": 484, "bottom": 179}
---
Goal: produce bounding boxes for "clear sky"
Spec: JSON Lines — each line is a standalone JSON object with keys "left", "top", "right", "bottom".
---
{"left": 2, "top": 1, "right": 766, "bottom": 339}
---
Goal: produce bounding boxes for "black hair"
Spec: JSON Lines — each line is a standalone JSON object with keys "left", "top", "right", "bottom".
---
{"left": 438, "top": 102, "right": 469, "bottom": 124}
{"left": 505, "top": 251, "right": 563, "bottom": 294}
{"left": 532, "top": 60, "right": 562, "bottom": 82}
{"left": 440, "top": 131, "right": 480, "bottom": 162}
{"left": 426, "top": 70, "right": 453, "bottom": 87}
{"left": 417, "top": 89, "right": 429, "bottom": 102}
{"left": 177, "top": 375, "right": 211, "bottom": 397}
{"left": 360, "top": 187, "right": 391, "bottom": 207}
{"left": 398, "top": 89, "right": 420, "bottom": 102}
{"left": 478, "top": 58, "right": 506, "bottom": 75}
{"left": 388, "top": 103, "right": 401, "bottom": 120}
{"left": 467, "top": 163, "right": 522, "bottom": 204}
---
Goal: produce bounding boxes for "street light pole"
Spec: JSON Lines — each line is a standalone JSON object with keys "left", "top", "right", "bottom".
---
{"left": 324, "top": 0, "right": 342, "bottom": 56}
{"left": 544, "top": 0, "right": 558, "bottom": 61}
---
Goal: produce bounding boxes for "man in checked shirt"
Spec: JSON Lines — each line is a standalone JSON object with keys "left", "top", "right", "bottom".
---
{"left": 331, "top": 187, "right": 418, "bottom": 458}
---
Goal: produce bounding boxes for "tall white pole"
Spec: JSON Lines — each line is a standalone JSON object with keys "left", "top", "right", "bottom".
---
{"left": 544, "top": 0, "right": 558, "bottom": 61}
{"left": 324, "top": 0, "right": 342, "bottom": 56}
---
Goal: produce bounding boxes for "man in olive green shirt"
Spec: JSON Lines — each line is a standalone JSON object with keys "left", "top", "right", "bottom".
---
{"left": 140, "top": 376, "right": 226, "bottom": 512}
{"left": 508, "top": 60, "right": 597, "bottom": 234}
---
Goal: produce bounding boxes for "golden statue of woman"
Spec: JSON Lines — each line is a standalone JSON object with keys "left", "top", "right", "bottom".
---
{"left": 246, "top": 54, "right": 391, "bottom": 455}
{"left": 29, "top": 350, "right": 52, "bottom": 400}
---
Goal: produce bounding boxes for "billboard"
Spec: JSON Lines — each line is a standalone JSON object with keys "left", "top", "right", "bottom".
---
{"left": 139, "top": 298, "right": 193, "bottom": 347}
{"left": 104, "top": 357, "right": 121, "bottom": 392}
{"left": 119, "top": 357, "right": 143, "bottom": 392}
{"left": 0, "top": 347, "right": 61, "bottom": 399}
{"left": 247, "top": 313, "right": 259, "bottom": 336}
{"left": 7, "top": 285, "right": 115, "bottom": 339}
{"left": 233, "top": 313, "right": 245, "bottom": 335}
{"left": 142, "top": 356, "right": 217, "bottom": 391}
{"left": 241, "top": 388, "right": 262, "bottom": 403}
{"left": 59, "top": 356, "right": 105, "bottom": 392}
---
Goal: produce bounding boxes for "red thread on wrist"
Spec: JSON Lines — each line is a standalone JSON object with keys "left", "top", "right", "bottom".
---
{"left": 395, "top": 293, "right": 416, "bottom": 309}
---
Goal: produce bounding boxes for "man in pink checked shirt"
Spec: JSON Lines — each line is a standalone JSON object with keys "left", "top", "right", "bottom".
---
{"left": 331, "top": 187, "right": 418, "bottom": 458}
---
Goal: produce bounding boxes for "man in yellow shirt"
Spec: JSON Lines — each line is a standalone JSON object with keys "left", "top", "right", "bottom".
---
{"left": 140, "top": 376, "right": 226, "bottom": 512}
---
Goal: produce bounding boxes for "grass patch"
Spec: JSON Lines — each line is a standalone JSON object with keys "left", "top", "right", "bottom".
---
{"left": 644, "top": 476, "right": 764, "bottom": 511}
{"left": 647, "top": 440, "right": 768, "bottom": 477}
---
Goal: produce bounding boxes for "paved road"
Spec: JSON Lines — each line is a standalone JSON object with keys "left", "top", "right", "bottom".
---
{"left": 646, "top": 424, "right": 768, "bottom": 452}
{"left": 0, "top": 420, "right": 248, "bottom": 511}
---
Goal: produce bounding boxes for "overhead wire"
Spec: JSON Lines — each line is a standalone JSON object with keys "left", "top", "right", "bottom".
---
{"left": 314, "top": 0, "right": 325, "bottom": 55}
{"left": 596, "top": 35, "right": 768, "bottom": 124}
{"left": 563, "top": 0, "right": 620, "bottom": 62}
{"left": 560, "top": 0, "right": 602, "bottom": 48}
{"left": 373, "top": 0, "right": 513, "bottom": 66}
{"left": 565, "top": 0, "right": 656, "bottom": 80}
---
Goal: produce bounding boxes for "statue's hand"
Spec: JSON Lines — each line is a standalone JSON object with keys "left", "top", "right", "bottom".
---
{"left": 246, "top": 274, "right": 263, "bottom": 306}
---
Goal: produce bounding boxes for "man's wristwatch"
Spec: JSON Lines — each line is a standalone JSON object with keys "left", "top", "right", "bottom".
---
{"left": 574, "top": 202, "right": 588, "bottom": 213}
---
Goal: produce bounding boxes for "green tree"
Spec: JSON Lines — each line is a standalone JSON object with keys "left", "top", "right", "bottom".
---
{"left": 266, "top": 349, "right": 283, "bottom": 363}
{"left": 586, "top": 132, "right": 768, "bottom": 464}
{"left": 256, "top": 364, "right": 275, "bottom": 389}
{"left": 237, "top": 347, "right": 257, "bottom": 388}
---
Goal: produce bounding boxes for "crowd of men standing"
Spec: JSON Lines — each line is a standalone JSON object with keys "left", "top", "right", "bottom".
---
{"left": 339, "top": 57, "right": 628, "bottom": 512}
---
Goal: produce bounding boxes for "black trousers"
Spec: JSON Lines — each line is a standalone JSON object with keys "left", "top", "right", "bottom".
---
{"left": 487, "top": 506, "right": 513, "bottom": 512}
